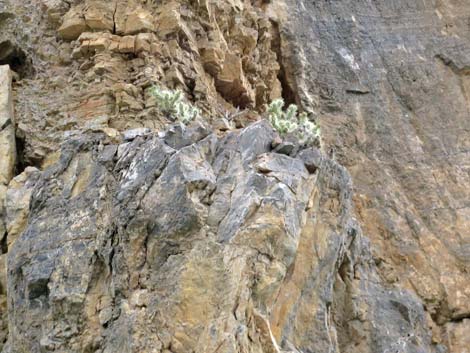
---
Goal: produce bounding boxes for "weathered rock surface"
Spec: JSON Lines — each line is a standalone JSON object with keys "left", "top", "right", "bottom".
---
{"left": 280, "top": 0, "right": 470, "bottom": 350}
{"left": 0, "top": 66, "right": 16, "bottom": 188}
{"left": 4, "top": 166, "right": 40, "bottom": 248}
{"left": 0, "top": 254, "right": 6, "bottom": 349}
{"left": 0, "top": 65, "right": 15, "bottom": 353}
{"left": 3, "top": 0, "right": 283, "bottom": 167}
{"left": 3, "top": 121, "right": 433, "bottom": 353}
{"left": 1, "top": 0, "right": 469, "bottom": 352}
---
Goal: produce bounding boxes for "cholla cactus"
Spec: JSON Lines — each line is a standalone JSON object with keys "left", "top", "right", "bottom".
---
{"left": 296, "top": 112, "right": 321, "bottom": 145}
{"left": 267, "top": 99, "right": 321, "bottom": 145}
{"left": 267, "top": 99, "right": 298, "bottom": 134}
{"left": 150, "top": 86, "right": 200, "bottom": 124}
{"left": 174, "top": 100, "right": 200, "bottom": 124}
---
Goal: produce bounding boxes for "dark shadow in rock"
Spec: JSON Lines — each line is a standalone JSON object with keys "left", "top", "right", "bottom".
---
{"left": 0, "top": 41, "right": 33, "bottom": 79}
{"left": 28, "top": 278, "right": 49, "bottom": 301}
{"left": 0, "top": 234, "right": 6, "bottom": 255}
{"left": 270, "top": 21, "right": 298, "bottom": 107}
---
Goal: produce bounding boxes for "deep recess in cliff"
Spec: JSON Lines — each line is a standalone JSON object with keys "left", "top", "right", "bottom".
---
{"left": 0, "top": 0, "right": 469, "bottom": 352}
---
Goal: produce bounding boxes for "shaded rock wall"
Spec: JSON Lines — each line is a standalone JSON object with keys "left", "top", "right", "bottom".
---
{"left": 281, "top": 0, "right": 470, "bottom": 350}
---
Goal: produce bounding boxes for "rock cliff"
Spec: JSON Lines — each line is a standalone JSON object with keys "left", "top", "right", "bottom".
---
{"left": 0, "top": 0, "right": 469, "bottom": 352}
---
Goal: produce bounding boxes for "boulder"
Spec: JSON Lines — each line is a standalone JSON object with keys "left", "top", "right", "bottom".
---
{"left": 124, "top": 8, "right": 155, "bottom": 35}
{"left": 57, "top": 5, "right": 87, "bottom": 40}
{"left": 118, "top": 35, "right": 136, "bottom": 53}
{"left": 5, "top": 167, "right": 40, "bottom": 249}
{"left": 156, "top": 2, "right": 182, "bottom": 38}
{"left": 84, "top": 2, "right": 114, "bottom": 32}
{"left": 297, "top": 147, "right": 323, "bottom": 173}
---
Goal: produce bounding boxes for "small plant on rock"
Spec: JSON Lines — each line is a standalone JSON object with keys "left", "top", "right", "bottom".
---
{"left": 267, "top": 99, "right": 298, "bottom": 134}
{"left": 267, "top": 98, "right": 320, "bottom": 145}
{"left": 150, "top": 86, "right": 200, "bottom": 125}
{"left": 296, "top": 113, "right": 321, "bottom": 145}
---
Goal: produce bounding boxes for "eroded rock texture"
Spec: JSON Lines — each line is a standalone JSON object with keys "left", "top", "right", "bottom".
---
{"left": 279, "top": 0, "right": 470, "bottom": 350}
{"left": 3, "top": 121, "right": 433, "bottom": 353}
{"left": 0, "top": 0, "right": 469, "bottom": 352}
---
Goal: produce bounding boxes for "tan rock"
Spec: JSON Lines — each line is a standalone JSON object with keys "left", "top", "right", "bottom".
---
{"left": 77, "top": 30, "right": 109, "bottom": 43}
{"left": 78, "top": 32, "right": 113, "bottom": 53}
{"left": 57, "top": 5, "right": 87, "bottom": 40}
{"left": 0, "top": 133, "right": 16, "bottom": 187}
{"left": 0, "top": 254, "right": 6, "bottom": 295}
{"left": 130, "top": 289, "right": 149, "bottom": 308}
{"left": 0, "top": 184, "right": 6, "bottom": 241}
{"left": 69, "top": 94, "right": 115, "bottom": 121}
{"left": 445, "top": 320, "right": 470, "bottom": 353}
{"left": 164, "top": 66, "right": 186, "bottom": 89}
{"left": 5, "top": 167, "right": 40, "bottom": 248}
{"left": 200, "top": 45, "right": 225, "bottom": 76}
{"left": 41, "top": 151, "right": 61, "bottom": 170}
{"left": 93, "top": 54, "right": 127, "bottom": 76}
{"left": 99, "top": 127, "right": 120, "bottom": 142}
{"left": 124, "top": 8, "right": 155, "bottom": 35}
{"left": 113, "top": 1, "right": 127, "bottom": 34}
{"left": 114, "top": 83, "right": 143, "bottom": 111}
{"left": 150, "top": 42, "right": 163, "bottom": 55}
{"left": 167, "top": 39, "right": 183, "bottom": 61}
{"left": 116, "top": 90, "right": 143, "bottom": 111}
{"left": 87, "top": 37, "right": 111, "bottom": 52}
{"left": 42, "top": 0, "right": 69, "bottom": 26}
{"left": 84, "top": 2, "right": 115, "bottom": 32}
{"left": 135, "top": 33, "right": 157, "bottom": 53}
{"left": 216, "top": 53, "right": 255, "bottom": 108}
{"left": 108, "top": 38, "right": 121, "bottom": 52}
{"left": 0, "top": 66, "right": 15, "bottom": 187}
{"left": 60, "top": 152, "right": 93, "bottom": 198}
{"left": 0, "top": 68, "right": 12, "bottom": 108}
{"left": 231, "top": 23, "right": 258, "bottom": 55}
{"left": 118, "top": 36, "right": 136, "bottom": 53}
{"left": 156, "top": 2, "right": 181, "bottom": 38}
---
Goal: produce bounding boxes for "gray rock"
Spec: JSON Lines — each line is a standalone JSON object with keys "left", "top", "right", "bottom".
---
{"left": 163, "top": 121, "right": 211, "bottom": 150}
{"left": 3, "top": 118, "right": 439, "bottom": 353}
{"left": 273, "top": 141, "right": 296, "bottom": 156}
{"left": 122, "top": 127, "right": 151, "bottom": 141}
{"left": 3, "top": 0, "right": 470, "bottom": 352}
{"left": 298, "top": 147, "right": 323, "bottom": 173}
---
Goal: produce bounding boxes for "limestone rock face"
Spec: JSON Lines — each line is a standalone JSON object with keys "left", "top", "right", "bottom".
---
{"left": 0, "top": 66, "right": 15, "bottom": 187}
{"left": 1, "top": 0, "right": 470, "bottom": 352}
